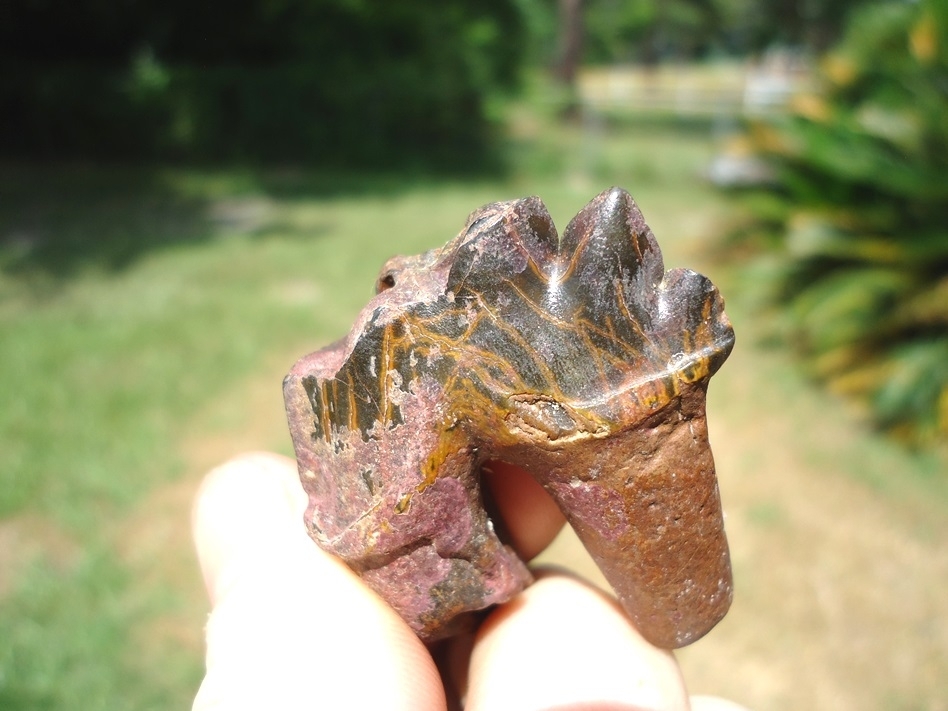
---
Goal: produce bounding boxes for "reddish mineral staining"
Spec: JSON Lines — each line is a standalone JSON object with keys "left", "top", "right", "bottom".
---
{"left": 284, "top": 187, "right": 735, "bottom": 647}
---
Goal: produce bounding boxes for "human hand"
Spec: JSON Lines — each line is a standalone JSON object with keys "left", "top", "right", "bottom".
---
{"left": 192, "top": 452, "right": 746, "bottom": 711}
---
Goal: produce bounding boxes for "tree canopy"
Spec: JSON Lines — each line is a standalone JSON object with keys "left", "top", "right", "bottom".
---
{"left": 1, "top": 0, "right": 525, "bottom": 166}
{"left": 582, "top": 0, "right": 878, "bottom": 64}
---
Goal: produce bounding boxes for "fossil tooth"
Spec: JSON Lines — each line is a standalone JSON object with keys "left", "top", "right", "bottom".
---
{"left": 284, "top": 187, "right": 735, "bottom": 647}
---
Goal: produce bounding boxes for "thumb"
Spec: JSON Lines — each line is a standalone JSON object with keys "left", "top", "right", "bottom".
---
{"left": 191, "top": 452, "right": 444, "bottom": 711}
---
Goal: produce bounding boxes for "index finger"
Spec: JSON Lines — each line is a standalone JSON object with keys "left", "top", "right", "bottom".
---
{"left": 482, "top": 460, "right": 567, "bottom": 560}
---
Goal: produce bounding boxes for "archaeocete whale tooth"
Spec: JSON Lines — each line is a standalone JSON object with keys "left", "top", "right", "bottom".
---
{"left": 284, "top": 187, "right": 735, "bottom": 648}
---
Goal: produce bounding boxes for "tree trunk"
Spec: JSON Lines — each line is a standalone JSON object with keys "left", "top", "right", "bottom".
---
{"left": 554, "top": 0, "right": 584, "bottom": 120}
{"left": 554, "top": 0, "right": 584, "bottom": 86}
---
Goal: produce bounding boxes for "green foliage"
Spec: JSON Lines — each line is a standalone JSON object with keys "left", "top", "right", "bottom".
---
{"left": 1, "top": 0, "right": 526, "bottom": 168}
{"left": 738, "top": 0, "right": 948, "bottom": 443}
{"left": 585, "top": 0, "right": 721, "bottom": 63}
{"left": 582, "top": 0, "right": 875, "bottom": 63}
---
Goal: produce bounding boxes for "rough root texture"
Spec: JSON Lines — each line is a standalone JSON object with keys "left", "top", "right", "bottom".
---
{"left": 284, "top": 187, "right": 735, "bottom": 648}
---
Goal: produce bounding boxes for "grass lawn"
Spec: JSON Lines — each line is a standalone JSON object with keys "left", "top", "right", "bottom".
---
{"left": 1, "top": 105, "right": 946, "bottom": 710}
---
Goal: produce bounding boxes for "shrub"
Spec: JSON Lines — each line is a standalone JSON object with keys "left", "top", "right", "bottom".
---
{"left": 737, "top": 0, "right": 948, "bottom": 443}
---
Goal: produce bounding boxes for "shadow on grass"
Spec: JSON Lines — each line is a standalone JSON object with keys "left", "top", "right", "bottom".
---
{"left": 0, "top": 164, "right": 218, "bottom": 280}
{"left": 0, "top": 162, "right": 497, "bottom": 283}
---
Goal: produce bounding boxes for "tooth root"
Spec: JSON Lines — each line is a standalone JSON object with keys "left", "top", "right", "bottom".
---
{"left": 525, "top": 386, "right": 733, "bottom": 649}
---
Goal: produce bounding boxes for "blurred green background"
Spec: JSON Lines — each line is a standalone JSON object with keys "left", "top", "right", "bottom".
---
{"left": 1, "top": 1, "right": 946, "bottom": 709}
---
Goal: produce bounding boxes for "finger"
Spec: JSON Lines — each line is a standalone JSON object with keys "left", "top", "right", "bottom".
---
{"left": 482, "top": 460, "right": 566, "bottom": 560}
{"left": 191, "top": 452, "right": 445, "bottom": 711}
{"left": 465, "top": 570, "right": 689, "bottom": 711}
